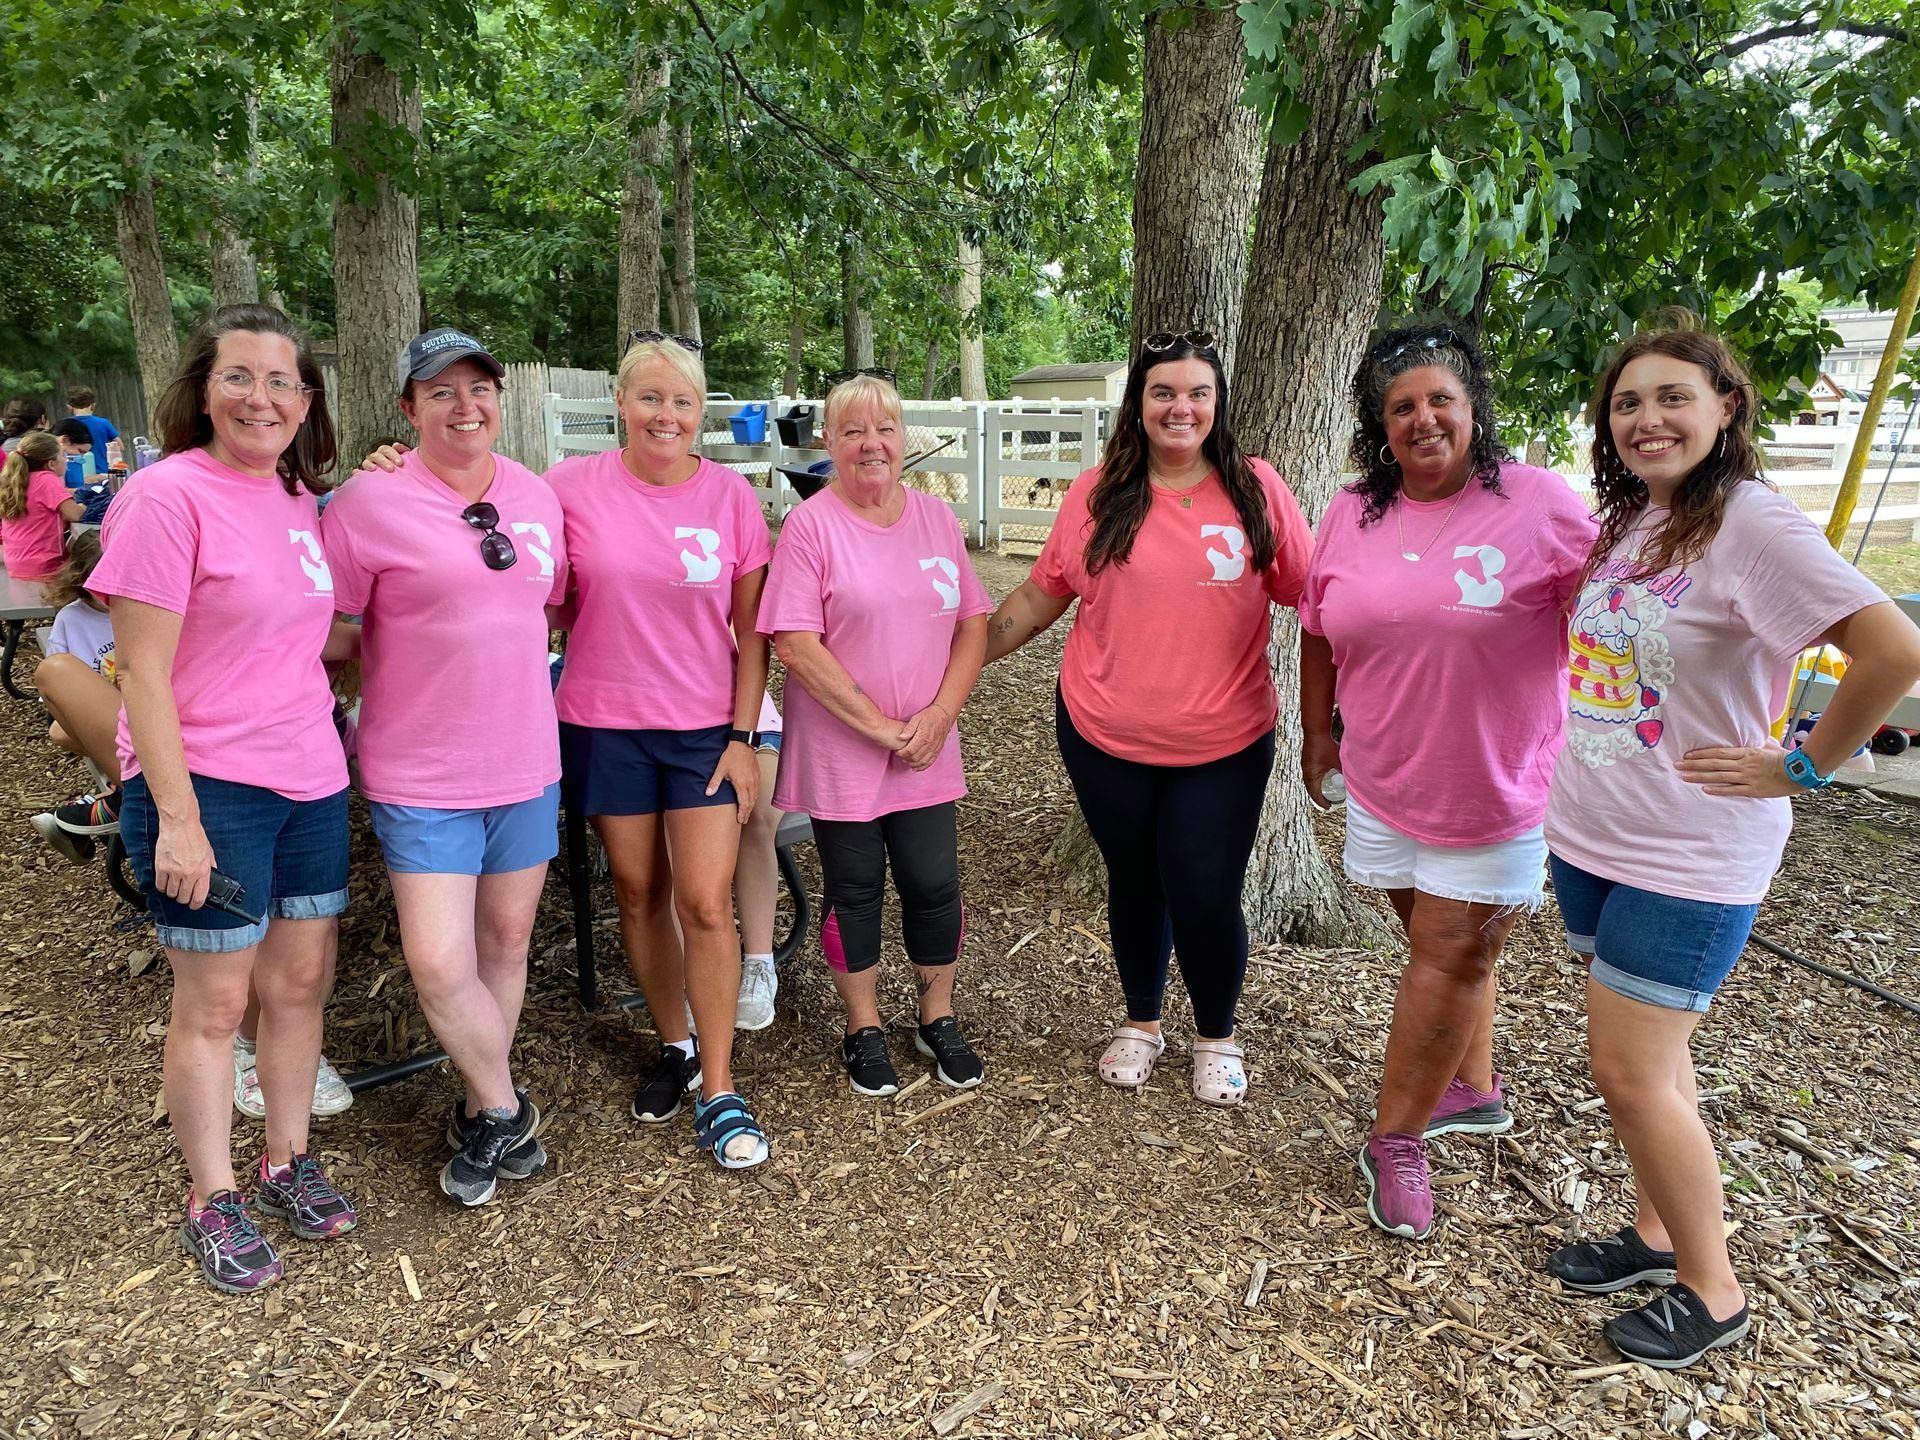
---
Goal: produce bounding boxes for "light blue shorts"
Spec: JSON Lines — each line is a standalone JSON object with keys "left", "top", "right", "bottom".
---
{"left": 369, "top": 783, "right": 560, "bottom": 876}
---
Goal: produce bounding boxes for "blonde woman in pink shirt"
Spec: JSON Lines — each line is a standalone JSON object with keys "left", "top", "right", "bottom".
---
{"left": 1297, "top": 324, "right": 1596, "bottom": 1243}
{"left": 1544, "top": 321, "right": 1920, "bottom": 1368}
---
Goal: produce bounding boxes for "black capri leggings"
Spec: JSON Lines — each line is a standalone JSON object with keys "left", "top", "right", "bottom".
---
{"left": 813, "top": 801, "right": 963, "bottom": 975}
{"left": 1056, "top": 690, "right": 1273, "bottom": 1038}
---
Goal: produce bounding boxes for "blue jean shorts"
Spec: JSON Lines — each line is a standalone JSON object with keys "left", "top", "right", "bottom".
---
{"left": 369, "top": 782, "right": 560, "bottom": 876}
{"left": 559, "top": 722, "right": 736, "bottom": 816}
{"left": 121, "top": 774, "right": 350, "bottom": 953}
{"left": 1547, "top": 854, "right": 1759, "bottom": 1013}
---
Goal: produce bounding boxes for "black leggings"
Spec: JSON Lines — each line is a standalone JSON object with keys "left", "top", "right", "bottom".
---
{"left": 1056, "top": 690, "right": 1273, "bottom": 1038}
{"left": 813, "top": 802, "right": 962, "bottom": 975}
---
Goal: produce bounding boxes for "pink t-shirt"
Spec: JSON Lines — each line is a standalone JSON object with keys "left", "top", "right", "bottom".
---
{"left": 90, "top": 448, "right": 346, "bottom": 801}
{"left": 758, "top": 487, "right": 992, "bottom": 821}
{"left": 546, "top": 452, "right": 771, "bottom": 730}
{"left": 0, "top": 469, "right": 71, "bottom": 579}
{"left": 1546, "top": 482, "right": 1887, "bottom": 904}
{"left": 322, "top": 451, "right": 567, "bottom": 807}
{"left": 1030, "top": 458, "right": 1313, "bottom": 765}
{"left": 1300, "top": 462, "right": 1595, "bottom": 845}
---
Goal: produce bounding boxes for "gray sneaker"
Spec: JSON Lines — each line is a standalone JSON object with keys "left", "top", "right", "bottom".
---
{"left": 445, "top": 1090, "right": 547, "bottom": 1180}
{"left": 440, "top": 1096, "right": 541, "bottom": 1207}
{"left": 736, "top": 956, "right": 777, "bottom": 1031}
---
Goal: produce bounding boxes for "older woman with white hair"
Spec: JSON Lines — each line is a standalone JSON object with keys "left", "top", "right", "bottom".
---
{"left": 760, "top": 375, "right": 992, "bottom": 1098}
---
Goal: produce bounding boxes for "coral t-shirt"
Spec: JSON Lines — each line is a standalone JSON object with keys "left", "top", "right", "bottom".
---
{"left": 1546, "top": 482, "right": 1887, "bottom": 904}
{"left": 0, "top": 469, "right": 71, "bottom": 579}
{"left": 546, "top": 451, "right": 771, "bottom": 731}
{"left": 1299, "top": 462, "right": 1596, "bottom": 845}
{"left": 322, "top": 450, "right": 567, "bottom": 808}
{"left": 1030, "top": 458, "right": 1312, "bottom": 765}
{"left": 758, "top": 487, "right": 992, "bottom": 822}
{"left": 90, "top": 448, "right": 346, "bottom": 801}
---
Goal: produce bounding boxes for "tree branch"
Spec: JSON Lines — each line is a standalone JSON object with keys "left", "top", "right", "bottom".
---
{"left": 1720, "top": 20, "right": 1911, "bottom": 60}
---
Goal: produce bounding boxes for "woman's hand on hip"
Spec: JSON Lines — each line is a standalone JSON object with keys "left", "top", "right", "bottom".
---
{"left": 895, "top": 703, "right": 954, "bottom": 771}
{"left": 1676, "top": 745, "right": 1798, "bottom": 799}
{"left": 707, "top": 741, "right": 760, "bottom": 823}
{"left": 1301, "top": 730, "right": 1342, "bottom": 808}
{"left": 154, "top": 816, "right": 216, "bottom": 909}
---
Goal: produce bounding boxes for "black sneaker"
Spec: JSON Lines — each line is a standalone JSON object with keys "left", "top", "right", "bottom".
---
{"left": 30, "top": 810, "right": 95, "bottom": 864}
{"left": 843, "top": 1026, "right": 900, "bottom": 1097}
{"left": 1548, "top": 1225, "right": 1679, "bottom": 1294}
{"left": 439, "top": 1095, "right": 541, "bottom": 1208}
{"left": 54, "top": 788, "right": 121, "bottom": 836}
{"left": 631, "top": 1044, "right": 701, "bottom": 1123}
{"left": 913, "top": 1016, "right": 984, "bottom": 1089}
{"left": 446, "top": 1090, "right": 548, "bottom": 1179}
{"left": 1603, "top": 1283, "right": 1751, "bottom": 1369}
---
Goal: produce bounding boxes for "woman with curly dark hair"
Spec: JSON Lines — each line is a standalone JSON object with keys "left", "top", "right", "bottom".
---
{"left": 984, "top": 331, "right": 1314, "bottom": 1107}
{"left": 1297, "top": 322, "right": 1594, "bottom": 1241}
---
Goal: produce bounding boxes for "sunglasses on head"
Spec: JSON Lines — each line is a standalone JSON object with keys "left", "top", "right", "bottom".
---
{"left": 1142, "top": 329, "right": 1217, "bottom": 354}
{"left": 627, "top": 330, "right": 704, "bottom": 354}
{"left": 1383, "top": 329, "right": 1461, "bottom": 363}
{"left": 824, "top": 366, "right": 897, "bottom": 388}
{"left": 461, "top": 501, "right": 517, "bottom": 571}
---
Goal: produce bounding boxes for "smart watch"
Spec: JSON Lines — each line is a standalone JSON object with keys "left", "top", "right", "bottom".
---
{"left": 728, "top": 728, "right": 758, "bottom": 747}
{"left": 1781, "top": 748, "right": 1833, "bottom": 791}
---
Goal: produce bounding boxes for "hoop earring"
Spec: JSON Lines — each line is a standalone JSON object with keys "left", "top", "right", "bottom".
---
{"left": 1379, "top": 443, "right": 1399, "bottom": 467}
{"left": 1472, "top": 422, "right": 1484, "bottom": 444}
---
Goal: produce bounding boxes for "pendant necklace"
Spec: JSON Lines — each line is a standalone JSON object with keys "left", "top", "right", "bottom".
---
{"left": 1395, "top": 483, "right": 1469, "bottom": 562}
{"left": 1150, "top": 469, "right": 1203, "bottom": 508}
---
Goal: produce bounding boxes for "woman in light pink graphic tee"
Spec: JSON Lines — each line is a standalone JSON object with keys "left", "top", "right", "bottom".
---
{"left": 1542, "top": 321, "right": 1920, "bottom": 1369}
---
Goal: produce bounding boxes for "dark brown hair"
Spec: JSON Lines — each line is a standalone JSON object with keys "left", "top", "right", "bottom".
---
{"left": 45, "top": 526, "right": 103, "bottom": 611}
{"left": 1347, "top": 323, "right": 1508, "bottom": 525}
{"left": 1585, "top": 313, "right": 1767, "bottom": 587}
{"left": 66, "top": 384, "right": 97, "bottom": 409}
{"left": 1084, "top": 337, "right": 1275, "bottom": 575}
{"left": 153, "top": 304, "right": 336, "bottom": 495}
{"left": 2, "top": 397, "right": 47, "bottom": 439}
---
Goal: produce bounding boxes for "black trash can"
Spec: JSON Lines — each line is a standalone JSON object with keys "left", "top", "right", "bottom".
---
{"left": 775, "top": 404, "right": 816, "bottom": 448}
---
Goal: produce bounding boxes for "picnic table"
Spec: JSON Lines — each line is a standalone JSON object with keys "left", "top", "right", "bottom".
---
{"left": 0, "top": 567, "right": 56, "bottom": 700}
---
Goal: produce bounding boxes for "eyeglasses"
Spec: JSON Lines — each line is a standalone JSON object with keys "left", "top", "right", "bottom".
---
{"left": 1383, "top": 330, "right": 1461, "bottom": 363}
{"left": 627, "top": 330, "right": 704, "bottom": 354}
{"left": 824, "top": 367, "right": 897, "bottom": 387}
{"left": 1143, "top": 330, "right": 1218, "bottom": 354}
{"left": 212, "top": 368, "right": 314, "bottom": 400}
{"left": 461, "top": 501, "right": 517, "bottom": 571}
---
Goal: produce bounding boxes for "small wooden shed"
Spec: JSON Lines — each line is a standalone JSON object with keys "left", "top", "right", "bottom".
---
{"left": 1007, "top": 361, "right": 1128, "bottom": 404}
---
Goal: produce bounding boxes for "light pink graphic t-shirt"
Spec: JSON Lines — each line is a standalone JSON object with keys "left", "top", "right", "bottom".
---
{"left": 1300, "top": 462, "right": 1595, "bottom": 845}
{"left": 90, "top": 447, "right": 347, "bottom": 801}
{"left": 546, "top": 452, "right": 771, "bottom": 730}
{"left": 322, "top": 450, "right": 567, "bottom": 808}
{"left": 0, "top": 469, "right": 72, "bottom": 579}
{"left": 758, "top": 486, "right": 992, "bottom": 822}
{"left": 1546, "top": 482, "right": 1887, "bottom": 903}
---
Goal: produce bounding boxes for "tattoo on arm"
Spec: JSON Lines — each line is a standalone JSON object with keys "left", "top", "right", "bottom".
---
{"left": 993, "top": 616, "right": 1014, "bottom": 635}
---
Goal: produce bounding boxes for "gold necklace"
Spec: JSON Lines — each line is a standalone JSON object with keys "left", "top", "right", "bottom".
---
{"left": 1394, "top": 483, "right": 1469, "bottom": 562}
{"left": 1149, "top": 468, "right": 1206, "bottom": 509}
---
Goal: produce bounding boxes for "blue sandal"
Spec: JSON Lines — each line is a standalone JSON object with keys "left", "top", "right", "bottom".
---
{"left": 693, "top": 1091, "right": 770, "bottom": 1171}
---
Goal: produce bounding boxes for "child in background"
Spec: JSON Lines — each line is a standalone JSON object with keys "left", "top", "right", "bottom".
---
{"left": 54, "top": 418, "right": 98, "bottom": 488}
{"left": 65, "top": 385, "right": 120, "bottom": 473}
{"left": 734, "top": 691, "right": 786, "bottom": 1029}
{"left": 30, "top": 529, "right": 123, "bottom": 863}
{"left": 0, "top": 432, "right": 84, "bottom": 579}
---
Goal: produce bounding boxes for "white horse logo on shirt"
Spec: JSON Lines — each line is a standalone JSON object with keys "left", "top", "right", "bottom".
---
{"left": 919, "top": 556, "right": 961, "bottom": 611}
{"left": 1452, "top": 544, "right": 1506, "bottom": 608}
{"left": 509, "top": 521, "right": 556, "bottom": 579}
{"left": 288, "top": 529, "right": 333, "bottom": 594}
{"left": 675, "top": 527, "right": 722, "bottom": 583}
{"left": 1201, "top": 524, "right": 1246, "bottom": 582}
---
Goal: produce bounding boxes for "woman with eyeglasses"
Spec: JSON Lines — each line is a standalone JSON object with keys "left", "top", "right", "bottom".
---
{"left": 88, "top": 304, "right": 356, "bottom": 1294}
{"left": 322, "top": 328, "right": 567, "bottom": 1207}
{"left": 984, "top": 330, "right": 1313, "bottom": 1107}
{"left": 547, "top": 332, "right": 772, "bottom": 1169}
{"left": 1296, "top": 324, "right": 1594, "bottom": 1242}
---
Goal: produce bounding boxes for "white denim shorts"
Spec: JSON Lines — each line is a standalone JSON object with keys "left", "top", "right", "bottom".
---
{"left": 1343, "top": 794, "right": 1546, "bottom": 909}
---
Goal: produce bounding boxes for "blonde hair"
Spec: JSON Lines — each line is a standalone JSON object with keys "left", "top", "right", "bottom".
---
{"left": 823, "top": 374, "right": 904, "bottom": 435}
{"left": 0, "top": 432, "right": 62, "bottom": 519}
{"left": 45, "top": 526, "right": 102, "bottom": 610}
{"left": 617, "top": 340, "right": 706, "bottom": 403}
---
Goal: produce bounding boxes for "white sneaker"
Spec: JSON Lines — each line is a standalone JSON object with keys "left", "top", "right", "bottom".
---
{"left": 736, "top": 956, "right": 777, "bottom": 1031}
{"left": 312, "top": 1055, "right": 354, "bottom": 1116}
{"left": 233, "top": 1035, "right": 355, "bottom": 1118}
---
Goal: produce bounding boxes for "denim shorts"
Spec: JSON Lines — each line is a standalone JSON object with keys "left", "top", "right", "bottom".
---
{"left": 1344, "top": 794, "right": 1545, "bottom": 909}
{"left": 756, "top": 729, "right": 783, "bottom": 756}
{"left": 369, "top": 782, "right": 560, "bottom": 876}
{"left": 1548, "top": 854, "right": 1759, "bottom": 1013}
{"left": 121, "top": 774, "right": 350, "bottom": 953}
{"left": 559, "top": 722, "right": 736, "bottom": 816}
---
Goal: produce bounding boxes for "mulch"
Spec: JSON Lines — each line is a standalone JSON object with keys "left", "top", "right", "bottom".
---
{"left": 2, "top": 546, "right": 1918, "bottom": 1439}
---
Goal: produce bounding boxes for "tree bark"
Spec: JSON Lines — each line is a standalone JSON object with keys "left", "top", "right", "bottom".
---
{"left": 1231, "top": 16, "right": 1390, "bottom": 946}
{"left": 784, "top": 307, "right": 805, "bottom": 397}
{"left": 840, "top": 234, "right": 874, "bottom": 370}
{"left": 668, "top": 116, "right": 701, "bottom": 343}
{"left": 1129, "top": 3, "right": 1264, "bottom": 372}
{"left": 330, "top": 25, "right": 422, "bottom": 470}
{"left": 210, "top": 94, "right": 262, "bottom": 310}
{"left": 114, "top": 175, "right": 179, "bottom": 425}
{"left": 618, "top": 45, "right": 670, "bottom": 346}
{"left": 921, "top": 335, "right": 941, "bottom": 401}
{"left": 955, "top": 232, "right": 987, "bottom": 400}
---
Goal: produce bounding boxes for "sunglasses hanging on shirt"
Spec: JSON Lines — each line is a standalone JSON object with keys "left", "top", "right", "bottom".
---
{"left": 462, "top": 501, "right": 518, "bottom": 571}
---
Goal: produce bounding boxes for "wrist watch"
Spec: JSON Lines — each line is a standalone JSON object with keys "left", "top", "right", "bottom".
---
{"left": 727, "top": 728, "right": 759, "bottom": 748}
{"left": 1781, "top": 748, "right": 1833, "bottom": 791}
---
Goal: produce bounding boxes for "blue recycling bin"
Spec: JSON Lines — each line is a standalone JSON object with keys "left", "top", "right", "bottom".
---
{"left": 728, "top": 403, "right": 768, "bottom": 444}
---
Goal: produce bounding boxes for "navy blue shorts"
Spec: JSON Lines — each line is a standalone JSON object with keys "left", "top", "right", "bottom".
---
{"left": 1548, "top": 854, "right": 1759, "bottom": 1014}
{"left": 559, "top": 722, "right": 736, "bottom": 816}
{"left": 121, "top": 774, "right": 350, "bottom": 953}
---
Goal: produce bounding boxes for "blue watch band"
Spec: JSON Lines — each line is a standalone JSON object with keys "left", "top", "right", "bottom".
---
{"left": 1782, "top": 748, "right": 1833, "bottom": 791}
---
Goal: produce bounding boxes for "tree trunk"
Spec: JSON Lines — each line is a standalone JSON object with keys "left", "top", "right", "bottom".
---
{"left": 617, "top": 46, "right": 670, "bottom": 345}
{"left": 115, "top": 175, "right": 178, "bottom": 423}
{"left": 784, "top": 307, "right": 805, "bottom": 396}
{"left": 1231, "top": 17, "right": 1390, "bottom": 947}
{"left": 955, "top": 232, "right": 987, "bottom": 400}
{"left": 669, "top": 116, "right": 701, "bottom": 343}
{"left": 210, "top": 94, "right": 262, "bottom": 310}
{"left": 840, "top": 235, "right": 874, "bottom": 370}
{"left": 330, "top": 26, "right": 422, "bottom": 470}
{"left": 921, "top": 335, "right": 941, "bottom": 401}
{"left": 1129, "top": 3, "right": 1264, "bottom": 372}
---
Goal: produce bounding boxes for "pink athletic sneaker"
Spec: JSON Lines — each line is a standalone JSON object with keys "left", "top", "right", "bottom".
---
{"left": 1360, "top": 1132, "right": 1434, "bottom": 1239}
{"left": 1426, "top": 1073, "right": 1513, "bottom": 1137}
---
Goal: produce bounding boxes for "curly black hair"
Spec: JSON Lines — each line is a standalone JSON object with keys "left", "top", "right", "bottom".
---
{"left": 1346, "top": 323, "right": 1509, "bottom": 525}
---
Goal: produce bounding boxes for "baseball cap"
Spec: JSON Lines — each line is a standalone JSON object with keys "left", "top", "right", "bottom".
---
{"left": 395, "top": 327, "right": 506, "bottom": 394}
